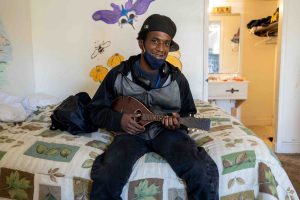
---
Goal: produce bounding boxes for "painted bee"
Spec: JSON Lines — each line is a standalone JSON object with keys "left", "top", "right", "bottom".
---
{"left": 91, "top": 41, "right": 111, "bottom": 59}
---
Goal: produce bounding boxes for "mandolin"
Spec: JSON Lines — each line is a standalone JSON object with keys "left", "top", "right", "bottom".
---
{"left": 112, "top": 96, "right": 211, "bottom": 131}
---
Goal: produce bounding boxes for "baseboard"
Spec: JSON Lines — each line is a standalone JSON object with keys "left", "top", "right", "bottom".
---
{"left": 242, "top": 117, "right": 273, "bottom": 126}
{"left": 275, "top": 142, "right": 300, "bottom": 153}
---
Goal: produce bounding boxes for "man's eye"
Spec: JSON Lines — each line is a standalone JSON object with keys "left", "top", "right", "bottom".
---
{"left": 165, "top": 41, "right": 171, "bottom": 47}
{"left": 152, "top": 39, "right": 159, "bottom": 44}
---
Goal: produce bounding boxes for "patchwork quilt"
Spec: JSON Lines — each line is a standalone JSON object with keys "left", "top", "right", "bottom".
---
{"left": 0, "top": 100, "right": 298, "bottom": 200}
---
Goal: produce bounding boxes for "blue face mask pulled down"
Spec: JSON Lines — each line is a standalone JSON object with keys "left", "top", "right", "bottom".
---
{"left": 143, "top": 51, "right": 165, "bottom": 70}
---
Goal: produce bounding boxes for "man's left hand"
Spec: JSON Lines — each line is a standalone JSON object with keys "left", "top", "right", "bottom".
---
{"left": 161, "top": 112, "right": 180, "bottom": 130}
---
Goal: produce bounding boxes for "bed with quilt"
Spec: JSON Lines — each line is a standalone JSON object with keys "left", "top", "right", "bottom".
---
{"left": 0, "top": 100, "right": 298, "bottom": 200}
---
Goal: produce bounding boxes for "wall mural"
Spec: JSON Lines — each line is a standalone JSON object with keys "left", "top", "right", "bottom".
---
{"left": 166, "top": 51, "right": 182, "bottom": 71}
{"left": 91, "top": 40, "right": 111, "bottom": 59}
{"left": 92, "top": 0, "right": 155, "bottom": 29}
{"left": 90, "top": 0, "right": 183, "bottom": 84}
{"left": 90, "top": 53, "right": 125, "bottom": 82}
{"left": 0, "top": 21, "right": 12, "bottom": 86}
{"left": 89, "top": 51, "right": 183, "bottom": 83}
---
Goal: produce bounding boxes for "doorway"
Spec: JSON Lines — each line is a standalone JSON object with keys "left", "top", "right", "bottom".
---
{"left": 205, "top": 0, "right": 281, "bottom": 150}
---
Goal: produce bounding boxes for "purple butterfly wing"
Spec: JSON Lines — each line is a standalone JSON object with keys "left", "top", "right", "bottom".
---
{"left": 132, "top": 0, "right": 155, "bottom": 15}
{"left": 125, "top": 0, "right": 134, "bottom": 11}
{"left": 92, "top": 3, "right": 122, "bottom": 24}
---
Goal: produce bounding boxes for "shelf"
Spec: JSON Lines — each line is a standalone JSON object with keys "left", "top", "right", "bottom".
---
{"left": 252, "top": 22, "right": 278, "bottom": 37}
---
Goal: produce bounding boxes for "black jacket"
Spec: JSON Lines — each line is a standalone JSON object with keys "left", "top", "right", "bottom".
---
{"left": 87, "top": 54, "right": 196, "bottom": 134}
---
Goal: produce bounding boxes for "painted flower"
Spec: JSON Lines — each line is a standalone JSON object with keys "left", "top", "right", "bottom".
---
{"left": 166, "top": 55, "right": 182, "bottom": 71}
{"left": 89, "top": 65, "right": 109, "bottom": 82}
{"left": 107, "top": 53, "right": 125, "bottom": 68}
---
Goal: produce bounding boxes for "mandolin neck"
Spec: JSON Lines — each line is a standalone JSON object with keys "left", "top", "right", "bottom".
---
{"left": 141, "top": 114, "right": 166, "bottom": 122}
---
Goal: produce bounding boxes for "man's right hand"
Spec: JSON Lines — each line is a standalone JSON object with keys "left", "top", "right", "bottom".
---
{"left": 121, "top": 113, "right": 145, "bottom": 135}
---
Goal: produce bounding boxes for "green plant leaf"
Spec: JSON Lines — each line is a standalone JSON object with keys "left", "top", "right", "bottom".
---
{"left": 222, "top": 159, "right": 232, "bottom": 168}
{"left": 46, "top": 148, "right": 59, "bottom": 156}
{"left": 236, "top": 152, "right": 248, "bottom": 164}
{"left": 42, "top": 193, "right": 57, "bottom": 200}
{"left": 60, "top": 148, "right": 71, "bottom": 158}
{"left": 228, "top": 178, "right": 235, "bottom": 189}
{"left": 234, "top": 139, "right": 243, "bottom": 143}
{"left": 12, "top": 177, "right": 31, "bottom": 190}
{"left": 236, "top": 177, "right": 245, "bottom": 185}
{"left": 225, "top": 143, "right": 235, "bottom": 148}
{"left": 82, "top": 159, "right": 94, "bottom": 168}
{"left": 89, "top": 151, "right": 98, "bottom": 159}
{"left": 36, "top": 144, "right": 48, "bottom": 154}
{"left": 223, "top": 138, "right": 231, "bottom": 142}
{"left": 8, "top": 188, "right": 28, "bottom": 200}
{"left": 134, "top": 180, "right": 160, "bottom": 199}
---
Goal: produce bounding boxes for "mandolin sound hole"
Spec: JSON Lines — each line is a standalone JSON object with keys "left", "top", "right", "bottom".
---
{"left": 134, "top": 109, "right": 142, "bottom": 123}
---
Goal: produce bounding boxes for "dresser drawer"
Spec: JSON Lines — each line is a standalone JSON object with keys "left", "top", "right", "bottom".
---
{"left": 208, "top": 81, "right": 248, "bottom": 100}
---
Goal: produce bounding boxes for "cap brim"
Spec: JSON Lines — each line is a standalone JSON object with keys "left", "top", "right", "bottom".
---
{"left": 170, "top": 40, "right": 179, "bottom": 52}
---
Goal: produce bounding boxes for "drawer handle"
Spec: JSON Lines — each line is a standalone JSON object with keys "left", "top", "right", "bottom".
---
{"left": 226, "top": 88, "right": 239, "bottom": 93}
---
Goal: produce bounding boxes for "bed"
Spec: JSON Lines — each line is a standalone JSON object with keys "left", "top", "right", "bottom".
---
{"left": 0, "top": 100, "right": 298, "bottom": 200}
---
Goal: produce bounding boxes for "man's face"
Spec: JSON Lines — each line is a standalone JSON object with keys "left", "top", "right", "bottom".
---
{"left": 142, "top": 31, "right": 172, "bottom": 60}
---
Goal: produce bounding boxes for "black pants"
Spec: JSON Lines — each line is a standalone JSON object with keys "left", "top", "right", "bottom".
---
{"left": 90, "top": 129, "right": 219, "bottom": 200}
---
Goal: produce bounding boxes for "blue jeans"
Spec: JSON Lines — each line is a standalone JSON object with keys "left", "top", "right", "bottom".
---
{"left": 90, "top": 129, "right": 219, "bottom": 200}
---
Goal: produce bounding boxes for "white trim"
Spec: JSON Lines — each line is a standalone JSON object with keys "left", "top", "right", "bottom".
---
{"left": 275, "top": 0, "right": 291, "bottom": 153}
{"left": 275, "top": 142, "right": 300, "bottom": 153}
{"left": 202, "top": 0, "right": 209, "bottom": 101}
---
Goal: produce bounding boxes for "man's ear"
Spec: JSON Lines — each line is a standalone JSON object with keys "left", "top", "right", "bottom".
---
{"left": 138, "top": 40, "right": 145, "bottom": 52}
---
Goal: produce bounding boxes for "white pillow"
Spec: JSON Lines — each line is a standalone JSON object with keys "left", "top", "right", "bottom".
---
{"left": 0, "top": 103, "right": 27, "bottom": 122}
{"left": 22, "top": 93, "right": 60, "bottom": 112}
{"left": 0, "top": 91, "right": 23, "bottom": 104}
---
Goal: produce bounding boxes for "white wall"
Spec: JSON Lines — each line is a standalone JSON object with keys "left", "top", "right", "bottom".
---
{"left": 29, "top": 0, "right": 205, "bottom": 100}
{"left": 276, "top": 0, "right": 300, "bottom": 153}
{"left": 0, "top": 0, "right": 35, "bottom": 96}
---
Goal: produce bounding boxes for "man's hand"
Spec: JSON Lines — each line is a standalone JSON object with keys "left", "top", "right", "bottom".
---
{"left": 161, "top": 112, "right": 180, "bottom": 130}
{"left": 121, "top": 113, "right": 145, "bottom": 135}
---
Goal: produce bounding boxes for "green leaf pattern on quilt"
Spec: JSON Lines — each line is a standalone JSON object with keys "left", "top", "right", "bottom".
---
{"left": 0, "top": 136, "right": 15, "bottom": 143}
{"left": 285, "top": 187, "right": 296, "bottom": 200}
{"left": 265, "top": 170, "right": 278, "bottom": 196}
{"left": 37, "top": 129, "right": 62, "bottom": 138}
{"left": 0, "top": 151, "right": 6, "bottom": 160}
{"left": 222, "top": 150, "right": 256, "bottom": 174}
{"left": 195, "top": 136, "right": 213, "bottom": 146}
{"left": 134, "top": 179, "right": 160, "bottom": 200}
{"left": 223, "top": 138, "right": 243, "bottom": 148}
{"left": 41, "top": 192, "right": 57, "bottom": 200}
{"left": 82, "top": 151, "right": 99, "bottom": 168}
{"left": 47, "top": 168, "right": 65, "bottom": 183}
{"left": 73, "top": 177, "right": 92, "bottom": 200}
{"left": 85, "top": 140, "right": 108, "bottom": 151}
{"left": 258, "top": 162, "right": 279, "bottom": 198}
{"left": 4, "top": 171, "right": 31, "bottom": 200}
{"left": 227, "top": 177, "right": 245, "bottom": 189}
{"left": 24, "top": 141, "right": 79, "bottom": 162}
{"left": 145, "top": 152, "right": 166, "bottom": 163}
{"left": 221, "top": 190, "right": 255, "bottom": 200}
{"left": 21, "top": 124, "right": 43, "bottom": 131}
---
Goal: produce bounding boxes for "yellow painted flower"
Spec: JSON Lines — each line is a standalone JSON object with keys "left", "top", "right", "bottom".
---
{"left": 89, "top": 65, "right": 109, "bottom": 82}
{"left": 166, "top": 55, "right": 182, "bottom": 71}
{"left": 168, "top": 50, "right": 181, "bottom": 59}
{"left": 107, "top": 53, "right": 125, "bottom": 68}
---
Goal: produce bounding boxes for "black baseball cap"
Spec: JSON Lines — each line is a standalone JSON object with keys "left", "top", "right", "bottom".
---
{"left": 137, "top": 14, "right": 179, "bottom": 52}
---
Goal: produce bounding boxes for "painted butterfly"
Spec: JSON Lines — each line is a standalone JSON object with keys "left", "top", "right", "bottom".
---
{"left": 92, "top": 0, "right": 155, "bottom": 29}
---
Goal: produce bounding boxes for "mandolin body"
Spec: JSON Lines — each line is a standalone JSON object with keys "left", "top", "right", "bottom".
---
{"left": 112, "top": 96, "right": 155, "bottom": 126}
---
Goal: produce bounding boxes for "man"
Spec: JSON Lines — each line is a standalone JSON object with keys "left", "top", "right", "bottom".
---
{"left": 88, "top": 14, "right": 219, "bottom": 200}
